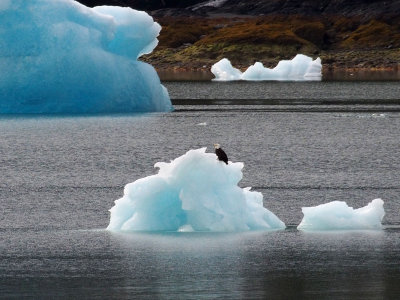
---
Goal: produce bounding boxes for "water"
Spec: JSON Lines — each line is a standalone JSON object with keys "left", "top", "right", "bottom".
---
{"left": 158, "top": 70, "right": 400, "bottom": 82}
{"left": 1, "top": 81, "right": 400, "bottom": 299}
{"left": 165, "top": 80, "right": 400, "bottom": 102}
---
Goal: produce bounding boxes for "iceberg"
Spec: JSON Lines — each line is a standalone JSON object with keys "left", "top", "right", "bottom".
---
{"left": 297, "top": 199, "right": 385, "bottom": 231}
{"left": 210, "top": 58, "right": 243, "bottom": 81}
{"left": 211, "top": 54, "right": 322, "bottom": 81}
{"left": 0, "top": 0, "right": 172, "bottom": 113}
{"left": 107, "top": 148, "right": 286, "bottom": 232}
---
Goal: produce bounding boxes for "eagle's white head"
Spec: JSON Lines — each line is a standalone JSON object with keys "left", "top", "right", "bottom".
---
{"left": 214, "top": 143, "right": 221, "bottom": 149}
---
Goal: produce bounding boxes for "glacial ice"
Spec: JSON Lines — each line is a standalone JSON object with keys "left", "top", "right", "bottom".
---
{"left": 107, "top": 148, "right": 286, "bottom": 232}
{"left": 297, "top": 199, "right": 385, "bottom": 231}
{"left": 211, "top": 54, "right": 322, "bottom": 81}
{"left": 0, "top": 0, "right": 172, "bottom": 113}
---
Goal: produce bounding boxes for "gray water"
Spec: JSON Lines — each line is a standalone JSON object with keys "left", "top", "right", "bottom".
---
{"left": 1, "top": 81, "right": 400, "bottom": 299}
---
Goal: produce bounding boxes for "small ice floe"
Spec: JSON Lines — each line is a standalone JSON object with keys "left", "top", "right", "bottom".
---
{"left": 178, "top": 224, "right": 195, "bottom": 232}
{"left": 297, "top": 199, "right": 385, "bottom": 231}
{"left": 371, "top": 113, "right": 386, "bottom": 118}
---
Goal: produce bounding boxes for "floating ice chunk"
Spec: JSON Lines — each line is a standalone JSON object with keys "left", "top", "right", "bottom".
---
{"left": 304, "top": 57, "right": 322, "bottom": 79}
{"left": 297, "top": 199, "right": 385, "bottom": 231}
{"left": 0, "top": 0, "right": 172, "bottom": 113}
{"left": 211, "top": 58, "right": 242, "bottom": 81}
{"left": 371, "top": 113, "right": 386, "bottom": 118}
{"left": 178, "top": 224, "right": 195, "bottom": 232}
{"left": 107, "top": 148, "right": 285, "bottom": 232}
{"left": 212, "top": 54, "right": 322, "bottom": 81}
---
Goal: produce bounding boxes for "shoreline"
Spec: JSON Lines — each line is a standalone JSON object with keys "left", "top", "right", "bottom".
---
{"left": 155, "top": 65, "right": 400, "bottom": 72}
{"left": 156, "top": 66, "right": 400, "bottom": 81}
{"left": 142, "top": 14, "right": 400, "bottom": 79}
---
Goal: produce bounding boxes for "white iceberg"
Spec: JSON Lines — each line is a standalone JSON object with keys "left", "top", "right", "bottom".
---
{"left": 297, "top": 199, "right": 385, "bottom": 231}
{"left": 211, "top": 54, "right": 322, "bottom": 81}
{"left": 107, "top": 148, "right": 286, "bottom": 232}
{"left": 210, "top": 58, "right": 243, "bottom": 81}
{"left": 0, "top": 0, "right": 172, "bottom": 113}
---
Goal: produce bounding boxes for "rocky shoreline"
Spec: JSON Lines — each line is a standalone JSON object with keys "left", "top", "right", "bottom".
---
{"left": 79, "top": 1, "right": 400, "bottom": 74}
{"left": 141, "top": 15, "right": 400, "bottom": 75}
{"left": 155, "top": 68, "right": 400, "bottom": 82}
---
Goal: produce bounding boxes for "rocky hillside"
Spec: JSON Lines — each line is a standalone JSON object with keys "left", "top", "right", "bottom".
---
{"left": 80, "top": 0, "right": 400, "bottom": 72}
{"left": 81, "top": 0, "right": 400, "bottom": 18}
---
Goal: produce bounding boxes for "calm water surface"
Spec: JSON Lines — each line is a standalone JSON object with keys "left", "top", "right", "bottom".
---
{"left": 1, "top": 81, "right": 400, "bottom": 299}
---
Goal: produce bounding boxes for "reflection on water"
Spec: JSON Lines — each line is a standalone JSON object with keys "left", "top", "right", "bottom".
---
{"left": 104, "top": 228, "right": 400, "bottom": 299}
{"left": 164, "top": 81, "right": 400, "bottom": 106}
{"left": 158, "top": 69, "right": 214, "bottom": 81}
{"left": 2, "top": 228, "right": 398, "bottom": 299}
{"left": 158, "top": 69, "right": 400, "bottom": 82}
{"left": 323, "top": 69, "right": 400, "bottom": 81}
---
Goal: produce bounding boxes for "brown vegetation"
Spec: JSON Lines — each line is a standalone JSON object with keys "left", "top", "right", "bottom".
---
{"left": 142, "top": 15, "right": 400, "bottom": 71}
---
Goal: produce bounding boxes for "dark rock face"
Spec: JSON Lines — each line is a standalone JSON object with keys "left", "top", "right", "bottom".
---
{"left": 79, "top": 0, "right": 205, "bottom": 10}
{"left": 79, "top": 0, "right": 400, "bottom": 19}
{"left": 207, "top": 0, "right": 398, "bottom": 16}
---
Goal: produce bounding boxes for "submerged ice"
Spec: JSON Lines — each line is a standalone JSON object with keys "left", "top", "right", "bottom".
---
{"left": 211, "top": 54, "right": 322, "bottom": 81}
{"left": 107, "top": 148, "right": 285, "bottom": 232}
{"left": 0, "top": 0, "right": 172, "bottom": 113}
{"left": 297, "top": 199, "right": 385, "bottom": 231}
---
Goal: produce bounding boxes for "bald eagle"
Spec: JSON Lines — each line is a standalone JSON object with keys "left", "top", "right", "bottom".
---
{"left": 214, "top": 143, "right": 228, "bottom": 164}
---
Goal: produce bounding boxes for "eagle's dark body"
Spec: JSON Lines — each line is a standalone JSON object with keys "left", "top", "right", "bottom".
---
{"left": 215, "top": 147, "right": 228, "bottom": 165}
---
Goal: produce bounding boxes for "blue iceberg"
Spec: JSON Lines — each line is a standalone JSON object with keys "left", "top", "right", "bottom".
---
{"left": 107, "top": 148, "right": 286, "bottom": 232}
{"left": 0, "top": 0, "right": 172, "bottom": 113}
{"left": 297, "top": 199, "right": 385, "bottom": 231}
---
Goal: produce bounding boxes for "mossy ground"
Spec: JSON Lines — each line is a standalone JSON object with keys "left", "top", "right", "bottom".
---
{"left": 142, "top": 15, "right": 400, "bottom": 72}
